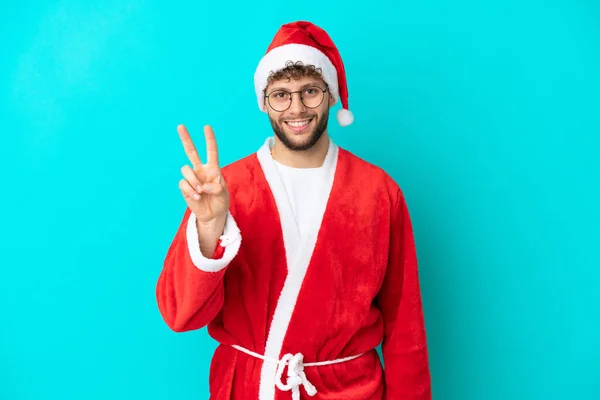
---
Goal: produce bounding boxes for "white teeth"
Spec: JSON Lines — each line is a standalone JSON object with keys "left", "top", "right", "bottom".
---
{"left": 286, "top": 119, "right": 311, "bottom": 127}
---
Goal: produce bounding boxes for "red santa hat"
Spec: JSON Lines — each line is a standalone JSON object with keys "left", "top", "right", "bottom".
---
{"left": 254, "top": 21, "right": 354, "bottom": 127}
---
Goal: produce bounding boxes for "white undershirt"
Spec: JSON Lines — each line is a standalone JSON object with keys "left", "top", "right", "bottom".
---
{"left": 273, "top": 159, "right": 329, "bottom": 239}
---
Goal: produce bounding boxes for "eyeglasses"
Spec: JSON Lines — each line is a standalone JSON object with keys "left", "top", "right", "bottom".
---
{"left": 264, "top": 86, "right": 328, "bottom": 112}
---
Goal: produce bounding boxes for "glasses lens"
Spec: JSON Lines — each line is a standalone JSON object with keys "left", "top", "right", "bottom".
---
{"left": 302, "top": 87, "right": 324, "bottom": 108}
{"left": 268, "top": 91, "right": 291, "bottom": 111}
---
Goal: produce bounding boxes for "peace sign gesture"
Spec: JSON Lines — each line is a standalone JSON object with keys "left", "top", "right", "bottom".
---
{"left": 177, "top": 124, "right": 229, "bottom": 224}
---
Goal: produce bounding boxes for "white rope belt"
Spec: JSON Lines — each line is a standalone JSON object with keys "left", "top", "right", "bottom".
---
{"left": 231, "top": 344, "right": 365, "bottom": 400}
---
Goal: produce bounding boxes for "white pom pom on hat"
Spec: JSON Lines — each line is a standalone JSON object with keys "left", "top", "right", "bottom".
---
{"left": 337, "top": 108, "right": 354, "bottom": 126}
{"left": 254, "top": 21, "right": 354, "bottom": 127}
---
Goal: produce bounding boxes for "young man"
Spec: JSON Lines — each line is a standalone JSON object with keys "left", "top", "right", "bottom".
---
{"left": 156, "top": 21, "right": 432, "bottom": 400}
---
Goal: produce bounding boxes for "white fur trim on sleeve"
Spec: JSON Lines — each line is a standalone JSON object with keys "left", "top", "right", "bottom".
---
{"left": 254, "top": 43, "right": 339, "bottom": 112}
{"left": 186, "top": 210, "right": 242, "bottom": 273}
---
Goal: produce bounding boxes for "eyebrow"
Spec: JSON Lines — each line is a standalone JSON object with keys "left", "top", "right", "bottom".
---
{"left": 268, "top": 81, "right": 322, "bottom": 92}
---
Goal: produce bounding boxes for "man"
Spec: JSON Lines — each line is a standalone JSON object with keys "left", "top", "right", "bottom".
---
{"left": 156, "top": 21, "right": 432, "bottom": 400}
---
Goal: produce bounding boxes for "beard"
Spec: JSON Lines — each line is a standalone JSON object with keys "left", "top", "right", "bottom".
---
{"left": 269, "top": 106, "right": 329, "bottom": 152}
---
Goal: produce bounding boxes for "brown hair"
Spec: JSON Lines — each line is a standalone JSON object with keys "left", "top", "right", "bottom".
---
{"left": 266, "top": 60, "right": 327, "bottom": 87}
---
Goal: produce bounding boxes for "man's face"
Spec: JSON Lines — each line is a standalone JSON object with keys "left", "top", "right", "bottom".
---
{"left": 264, "top": 75, "right": 334, "bottom": 151}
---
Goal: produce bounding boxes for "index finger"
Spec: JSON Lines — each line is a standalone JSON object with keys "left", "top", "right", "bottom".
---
{"left": 204, "top": 125, "right": 220, "bottom": 167}
{"left": 177, "top": 124, "right": 203, "bottom": 169}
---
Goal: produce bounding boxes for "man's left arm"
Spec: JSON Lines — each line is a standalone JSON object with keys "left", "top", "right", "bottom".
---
{"left": 375, "top": 188, "right": 432, "bottom": 399}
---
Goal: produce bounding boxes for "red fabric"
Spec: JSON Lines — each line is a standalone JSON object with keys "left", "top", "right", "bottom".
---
{"left": 265, "top": 21, "right": 350, "bottom": 113}
{"left": 212, "top": 239, "right": 225, "bottom": 260}
{"left": 156, "top": 147, "right": 432, "bottom": 399}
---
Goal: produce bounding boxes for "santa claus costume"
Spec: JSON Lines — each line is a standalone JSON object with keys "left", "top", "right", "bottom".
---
{"left": 156, "top": 21, "right": 432, "bottom": 400}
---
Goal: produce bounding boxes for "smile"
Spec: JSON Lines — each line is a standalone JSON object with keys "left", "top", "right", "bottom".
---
{"left": 284, "top": 118, "right": 313, "bottom": 133}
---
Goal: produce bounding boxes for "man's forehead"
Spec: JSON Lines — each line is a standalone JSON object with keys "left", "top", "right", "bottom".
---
{"left": 266, "top": 76, "right": 325, "bottom": 91}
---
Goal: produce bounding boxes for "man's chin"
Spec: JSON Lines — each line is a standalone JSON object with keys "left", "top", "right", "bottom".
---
{"left": 270, "top": 114, "right": 327, "bottom": 151}
{"left": 283, "top": 126, "right": 314, "bottom": 140}
{"left": 275, "top": 128, "right": 318, "bottom": 151}
{"left": 285, "top": 130, "right": 315, "bottom": 145}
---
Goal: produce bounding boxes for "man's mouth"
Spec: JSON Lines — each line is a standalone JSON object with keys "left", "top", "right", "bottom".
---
{"left": 284, "top": 118, "right": 313, "bottom": 133}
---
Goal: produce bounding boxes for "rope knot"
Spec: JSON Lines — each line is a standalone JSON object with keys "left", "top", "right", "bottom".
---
{"left": 275, "top": 353, "right": 317, "bottom": 400}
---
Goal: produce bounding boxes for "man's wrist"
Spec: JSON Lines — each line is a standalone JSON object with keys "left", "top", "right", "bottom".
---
{"left": 196, "top": 213, "right": 227, "bottom": 235}
{"left": 196, "top": 214, "right": 228, "bottom": 258}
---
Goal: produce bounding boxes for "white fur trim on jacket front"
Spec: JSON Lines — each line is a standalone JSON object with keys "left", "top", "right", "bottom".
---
{"left": 255, "top": 136, "right": 339, "bottom": 400}
{"left": 254, "top": 43, "right": 339, "bottom": 112}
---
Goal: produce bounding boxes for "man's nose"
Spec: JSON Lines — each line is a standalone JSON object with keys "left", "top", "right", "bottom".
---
{"left": 288, "top": 92, "right": 306, "bottom": 114}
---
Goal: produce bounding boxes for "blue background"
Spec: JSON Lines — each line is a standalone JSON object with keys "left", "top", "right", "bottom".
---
{"left": 1, "top": 0, "right": 599, "bottom": 399}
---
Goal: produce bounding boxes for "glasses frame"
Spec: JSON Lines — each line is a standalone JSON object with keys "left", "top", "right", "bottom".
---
{"left": 264, "top": 85, "right": 329, "bottom": 112}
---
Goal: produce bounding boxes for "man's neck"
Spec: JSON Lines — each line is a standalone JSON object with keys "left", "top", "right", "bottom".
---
{"left": 270, "top": 133, "right": 330, "bottom": 168}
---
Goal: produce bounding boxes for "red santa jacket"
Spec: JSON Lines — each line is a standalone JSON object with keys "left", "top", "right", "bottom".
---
{"left": 156, "top": 137, "right": 432, "bottom": 399}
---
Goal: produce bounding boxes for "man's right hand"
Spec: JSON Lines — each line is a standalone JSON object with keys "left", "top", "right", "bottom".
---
{"left": 177, "top": 124, "right": 230, "bottom": 225}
